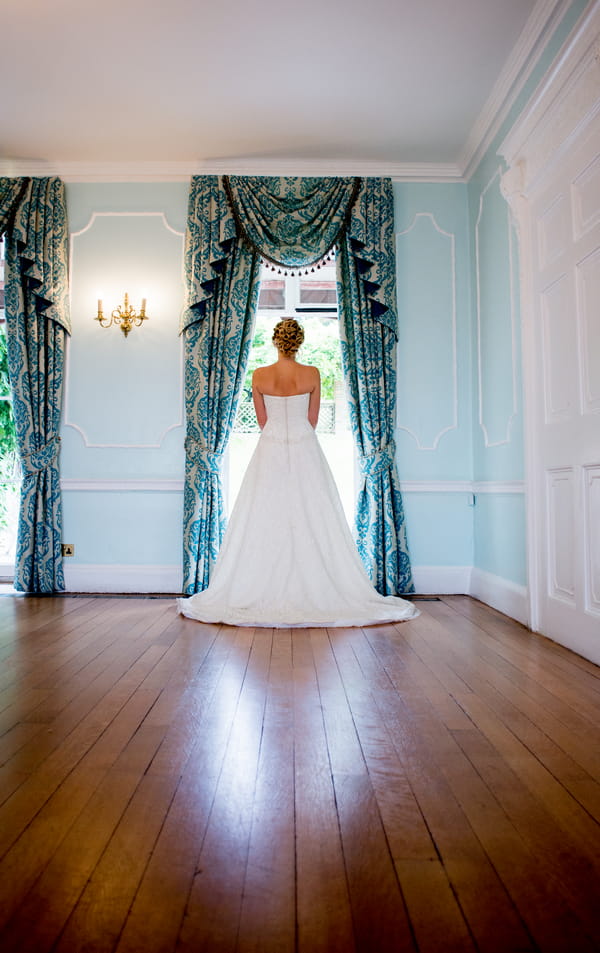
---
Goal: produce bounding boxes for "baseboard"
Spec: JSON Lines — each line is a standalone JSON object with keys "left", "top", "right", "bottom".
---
{"left": 469, "top": 567, "right": 529, "bottom": 626}
{"left": 412, "top": 565, "right": 472, "bottom": 594}
{"left": 63, "top": 564, "right": 182, "bottom": 594}
{"left": 61, "top": 562, "right": 529, "bottom": 626}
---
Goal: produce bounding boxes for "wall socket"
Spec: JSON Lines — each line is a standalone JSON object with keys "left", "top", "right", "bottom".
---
{"left": 61, "top": 543, "right": 75, "bottom": 557}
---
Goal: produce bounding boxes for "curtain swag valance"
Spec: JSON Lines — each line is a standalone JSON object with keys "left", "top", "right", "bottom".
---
{"left": 222, "top": 174, "right": 361, "bottom": 270}
{"left": 0, "top": 177, "right": 71, "bottom": 334}
{"left": 182, "top": 175, "right": 398, "bottom": 337}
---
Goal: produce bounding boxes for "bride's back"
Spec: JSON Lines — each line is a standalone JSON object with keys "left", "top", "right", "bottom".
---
{"left": 254, "top": 359, "right": 318, "bottom": 397}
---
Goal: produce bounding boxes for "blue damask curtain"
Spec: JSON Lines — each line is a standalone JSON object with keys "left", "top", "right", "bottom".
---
{"left": 182, "top": 178, "right": 261, "bottom": 594}
{"left": 337, "top": 179, "right": 414, "bottom": 594}
{"left": 183, "top": 174, "right": 414, "bottom": 596}
{"left": 0, "top": 177, "right": 70, "bottom": 592}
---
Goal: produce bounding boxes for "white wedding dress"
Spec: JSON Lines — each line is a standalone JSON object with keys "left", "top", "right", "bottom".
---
{"left": 177, "top": 393, "right": 419, "bottom": 627}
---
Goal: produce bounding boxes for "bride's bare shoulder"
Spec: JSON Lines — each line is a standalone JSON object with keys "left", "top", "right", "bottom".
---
{"left": 252, "top": 363, "right": 276, "bottom": 383}
{"left": 299, "top": 362, "right": 321, "bottom": 381}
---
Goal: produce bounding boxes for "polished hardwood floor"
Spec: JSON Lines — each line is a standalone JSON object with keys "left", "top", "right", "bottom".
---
{"left": 0, "top": 593, "right": 599, "bottom": 952}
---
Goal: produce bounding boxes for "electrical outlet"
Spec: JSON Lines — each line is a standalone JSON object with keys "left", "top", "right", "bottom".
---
{"left": 61, "top": 543, "right": 75, "bottom": 557}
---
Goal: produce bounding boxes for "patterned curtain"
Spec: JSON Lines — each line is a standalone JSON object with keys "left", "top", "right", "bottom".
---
{"left": 183, "top": 174, "right": 414, "bottom": 596}
{"left": 182, "top": 177, "right": 261, "bottom": 594}
{"left": 337, "top": 179, "right": 414, "bottom": 594}
{"left": 0, "top": 177, "right": 71, "bottom": 592}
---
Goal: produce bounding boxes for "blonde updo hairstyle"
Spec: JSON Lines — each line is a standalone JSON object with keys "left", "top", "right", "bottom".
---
{"left": 272, "top": 317, "right": 304, "bottom": 356}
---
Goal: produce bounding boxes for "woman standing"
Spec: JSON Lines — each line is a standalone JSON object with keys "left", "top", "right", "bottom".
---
{"left": 177, "top": 318, "right": 418, "bottom": 626}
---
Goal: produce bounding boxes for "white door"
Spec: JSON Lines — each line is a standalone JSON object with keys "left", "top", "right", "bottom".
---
{"left": 530, "top": 121, "right": 600, "bottom": 662}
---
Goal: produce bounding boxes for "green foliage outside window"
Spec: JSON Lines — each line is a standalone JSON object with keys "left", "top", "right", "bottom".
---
{"left": 0, "top": 329, "right": 18, "bottom": 540}
{"left": 0, "top": 330, "right": 16, "bottom": 462}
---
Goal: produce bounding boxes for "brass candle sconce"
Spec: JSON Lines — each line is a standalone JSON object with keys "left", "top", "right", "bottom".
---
{"left": 95, "top": 293, "right": 148, "bottom": 338}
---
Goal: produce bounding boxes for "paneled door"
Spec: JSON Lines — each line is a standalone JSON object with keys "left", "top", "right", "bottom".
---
{"left": 530, "top": 121, "right": 600, "bottom": 662}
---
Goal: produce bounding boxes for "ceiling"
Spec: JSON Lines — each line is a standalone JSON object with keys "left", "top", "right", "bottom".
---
{"left": 1, "top": 0, "right": 564, "bottom": 179}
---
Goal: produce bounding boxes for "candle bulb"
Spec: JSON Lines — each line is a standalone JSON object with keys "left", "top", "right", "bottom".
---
{"left": 141, "top": 298, "right": 147, "bottom": 312}
{"left": 98, "top": 299, "right": 102, "bottom": 312}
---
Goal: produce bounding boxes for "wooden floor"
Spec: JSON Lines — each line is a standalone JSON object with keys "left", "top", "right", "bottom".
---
{"left": 0, "top": 595, "right": 599, "bottom": 953}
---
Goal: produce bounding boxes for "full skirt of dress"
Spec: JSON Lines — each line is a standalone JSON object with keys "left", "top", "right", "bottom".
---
{"left": 177, "top": 394, "right": 419, "bottom": 627}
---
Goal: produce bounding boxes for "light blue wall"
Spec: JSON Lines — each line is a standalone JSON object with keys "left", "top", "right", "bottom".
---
{"left": 467, "top": 157, "right": 526, "bottom": 586}
{"left": 393, "top": 182, "right": 475, "bottom": 574}
{"left": 54, "top": 0, "right": 590, "bottom": 594}
{"left": 61, "top": 183, "right": 189, "bottom": 584}
{"left": 463, "top": 0, "right": 592, "bottom": 588}
{"left": 395, "top": 184, "right": 472, "bottom": 480}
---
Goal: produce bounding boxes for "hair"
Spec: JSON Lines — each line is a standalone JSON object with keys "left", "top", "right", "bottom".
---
{"left": 272, "top": 317, "right": 304, "bottom": 356}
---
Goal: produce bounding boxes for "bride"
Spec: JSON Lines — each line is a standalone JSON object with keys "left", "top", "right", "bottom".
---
{"left": 177, "top": 318, "right": 419, "bottom": 627}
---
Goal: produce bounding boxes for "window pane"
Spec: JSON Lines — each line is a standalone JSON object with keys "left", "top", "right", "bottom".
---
{"left": 299, "top": 283, "right": 337, "bottom": 304}
{"left": 299, "top": 262, "right": 337, "bottom": 306}
{"left": 257, "top": 279, "right": 285, "bottom": 310}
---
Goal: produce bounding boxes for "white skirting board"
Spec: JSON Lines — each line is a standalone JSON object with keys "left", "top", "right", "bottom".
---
{"left": 62, "top": 562, "right": 529, "bottom": 626}
{"left": 412, "top": 565, "right": 528, "bottom": 627}
{"left": 63, "top": 564, "right": 183, "bottom": 594}
{"left": 411, "top": 565, "right": 472, "bottom": 595}
{"left": 469, "top": 568, "right": 529, "bottom": 627}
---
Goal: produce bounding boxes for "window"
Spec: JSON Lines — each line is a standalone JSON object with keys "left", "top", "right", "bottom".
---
{"left": 0, "top": 237, "right": 20, "bottom": 577}
{"left": 228, "top": 257, "right": 355, "bottom": 523}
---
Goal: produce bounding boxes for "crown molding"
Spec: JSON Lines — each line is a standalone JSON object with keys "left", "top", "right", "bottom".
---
{"left": 499, "top": 0, "right": 600, "bottom": 172}
{"left": 460, "top": 0, "right": 573, "bottom": 179}
{"left": 0, "top": 0, "right": 580, "bottom": 187}
{"left": 192, "top": 158, "right": 465, "bottom": 182}
{"left": 0, "top": 160, "right": 194, "bottom": 182}
{"left": 0, "top": 157, "right": 464, "bottom": 183}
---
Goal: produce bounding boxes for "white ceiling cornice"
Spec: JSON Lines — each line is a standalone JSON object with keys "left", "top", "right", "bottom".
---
{"left": 459, "top": 0, "right": 573, "bottom": 178}
{"left": 0, "top": 158, "right": 465, "bottom": 183}
{"left": 0, "top": 0, "right": 579, "bottom": 186}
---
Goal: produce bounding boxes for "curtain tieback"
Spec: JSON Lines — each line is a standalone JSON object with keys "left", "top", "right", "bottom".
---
{"left": 185, "top": 436, "right": 223, "bottom": 474}
{"left": 359, "top": 440, "right": 396, "bottom": 478}
{"left": 20, "top": 434, "right": 61, "bottom": 475}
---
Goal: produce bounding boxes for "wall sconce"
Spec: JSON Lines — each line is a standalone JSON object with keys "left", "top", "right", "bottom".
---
{"left": 95, "top": 293, "right": 148, "bottom": 338}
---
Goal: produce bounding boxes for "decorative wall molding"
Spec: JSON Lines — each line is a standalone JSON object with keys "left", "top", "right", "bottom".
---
{"left": 60, "top": 478, "right": 524, "bottom": 495}
{"left": 62, "top": 418, "right": 185, "bottom": 451}
{"left": 70, "top": 210, "right": 184, "bottom": 240}
{"left": 499, "top": 0, "right": 600, "bottom": 193}
{"left": 498, "top": 0, "right": 600, "bottom": 643}
{"left": 546, "top": 467, "right": 576, "bottom": 604}
{"left": 0, "top": 2, "right": 574, "bottom": 186}
{"left": 396, "top": 213, "right": 458, "bottom": 450}
{"left": 472, "top": 481, "right": 525, "bottom": 494}
{"left": 461, "top": 0, "right": 573, "bottom": 178}
{"left": 61, "top": 479, "right": 184, "bottom": 492}
{"left": 576, "top": 245, "right": 600, "bottom": 413}
{"left": 475, "top": 167, "right": 519, "bottom": 447}
{"left": 400, "top": 481, "right": 472, "bottom": 494}
{"left": 0, "top": 158, "right": 465, "bottom": 184}
{"left": 63, "top": 564, "right": 182, "bottom": 594}
{"left": 65, "top": 210, "right": 185, "bottom": 449}
{"left": 400, "top": 480, "right": 524, "bottom": 494}
{"left": 583, "top": 464, "right": 600, "bottom": 615}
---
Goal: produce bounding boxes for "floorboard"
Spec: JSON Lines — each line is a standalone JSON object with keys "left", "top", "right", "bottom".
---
{"left": 0, "top": 594, "right": 598, "bottom": 952}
